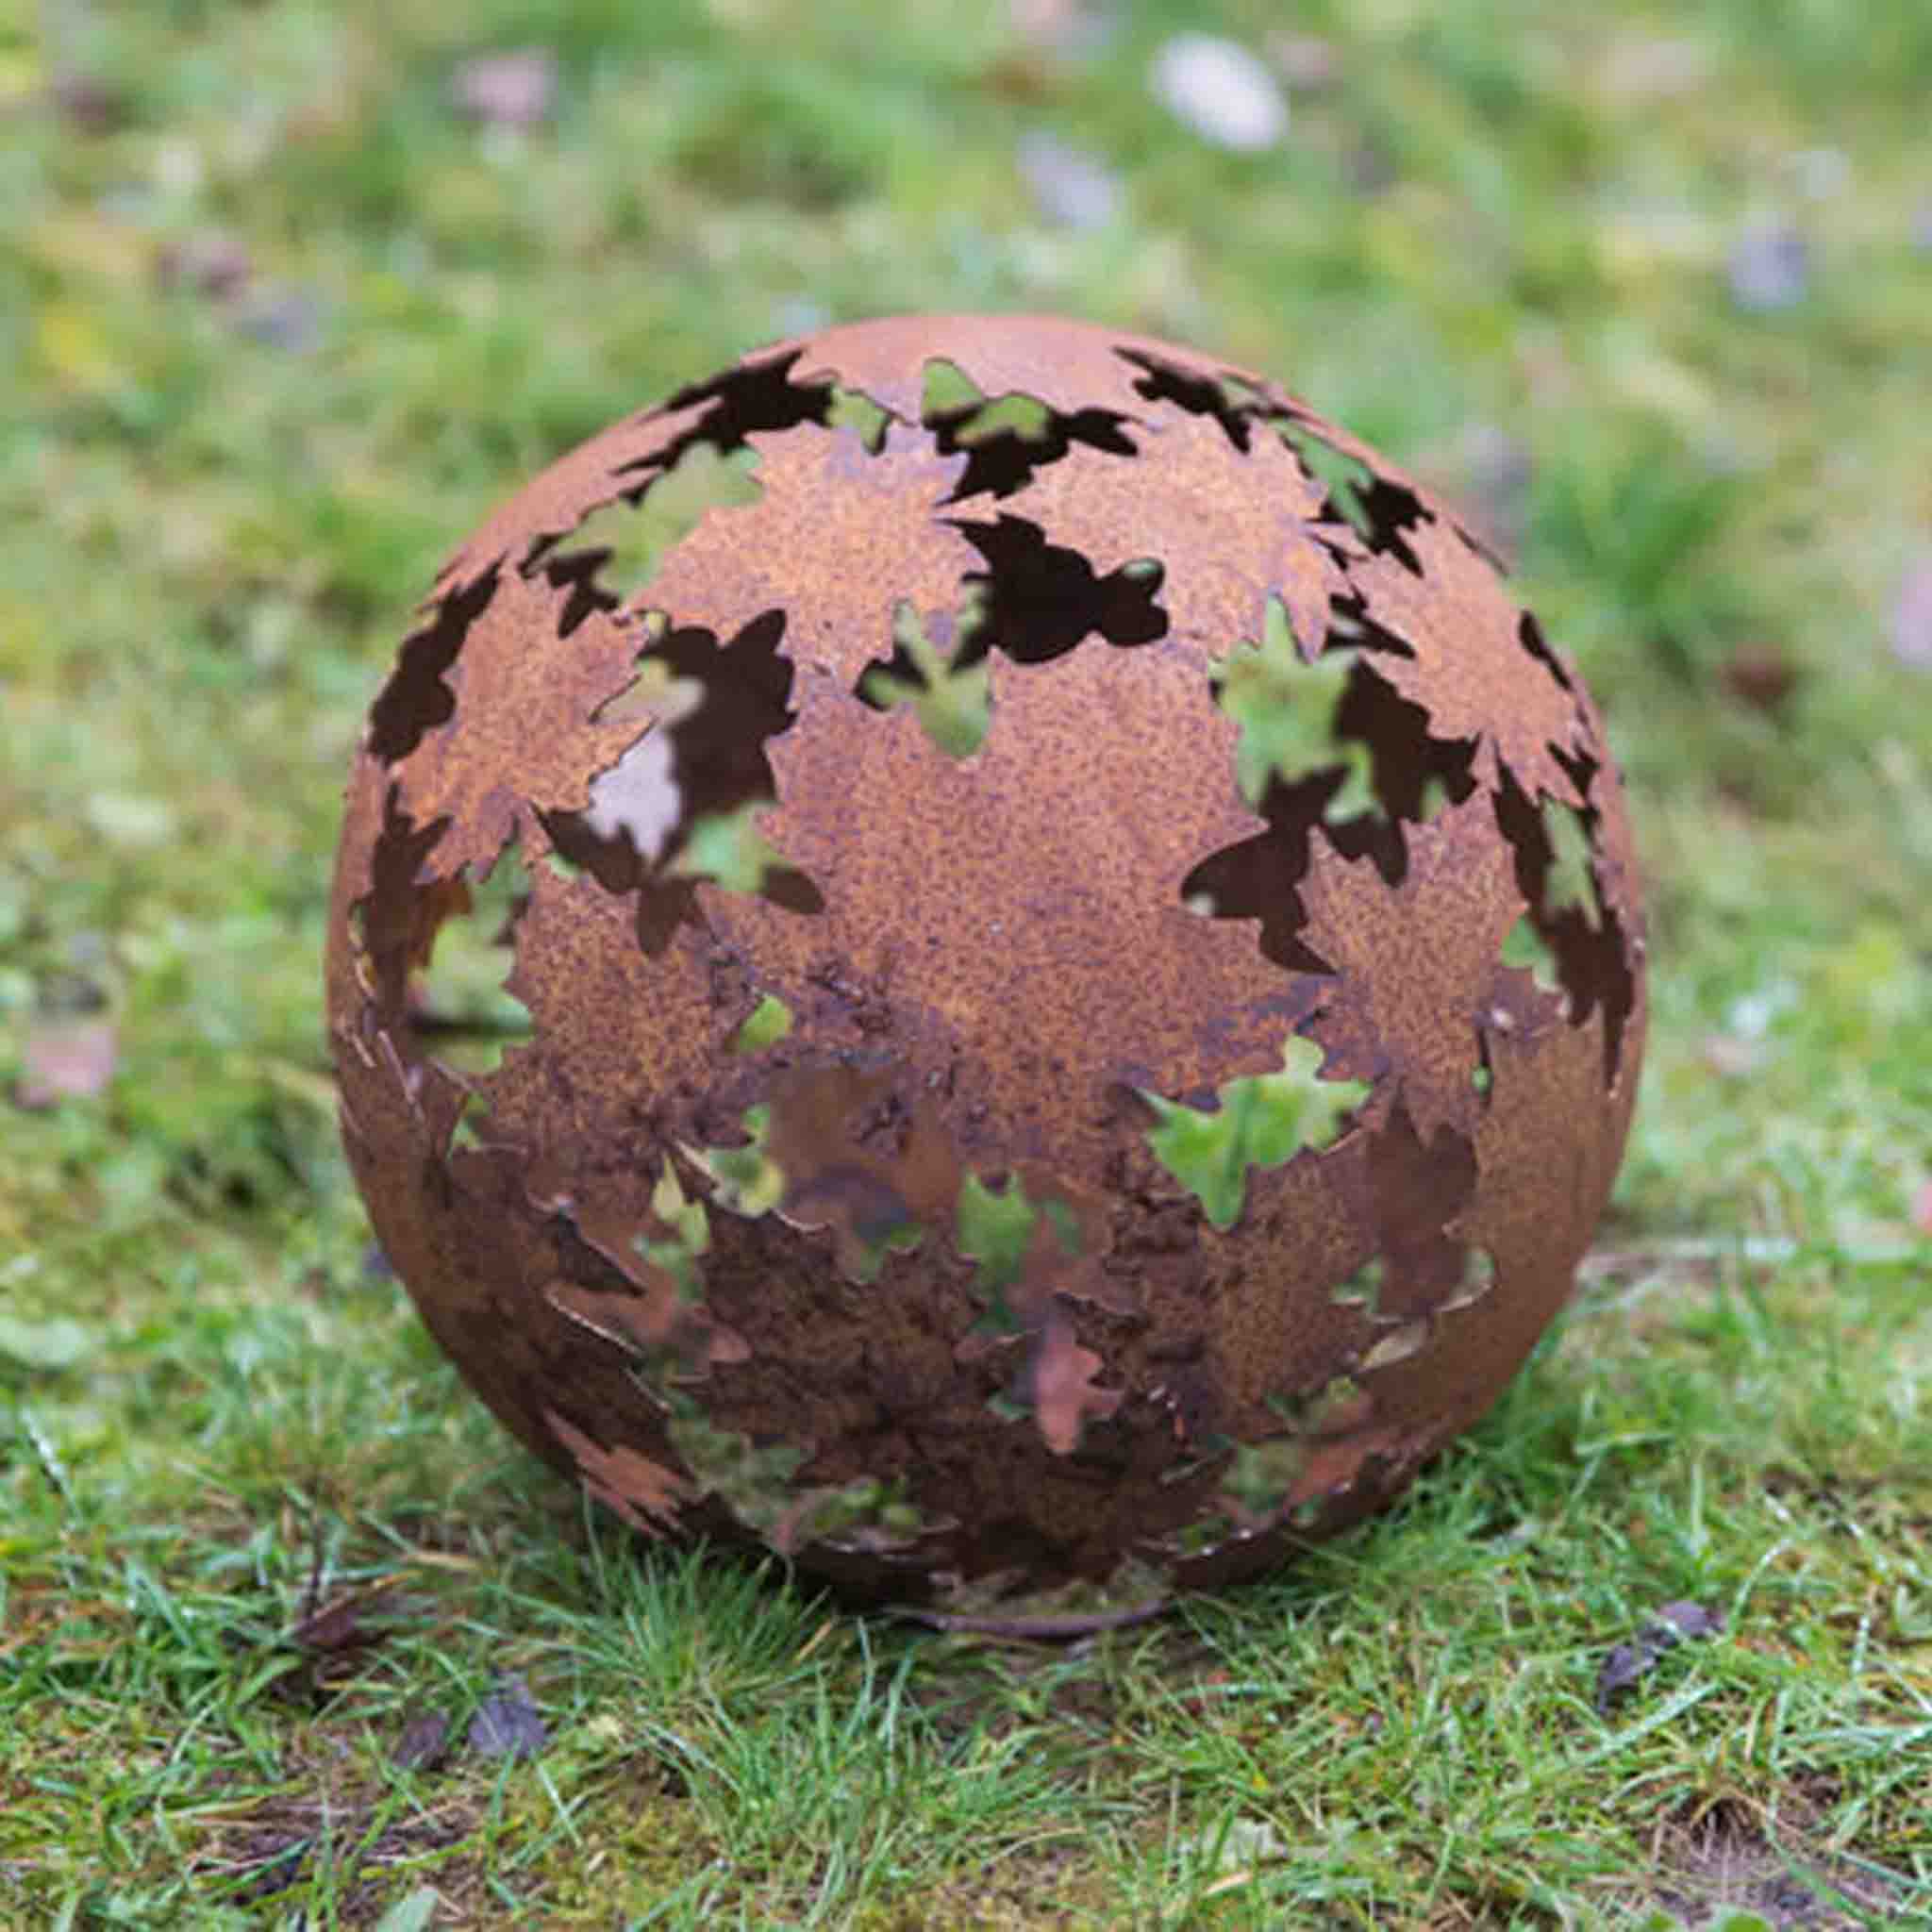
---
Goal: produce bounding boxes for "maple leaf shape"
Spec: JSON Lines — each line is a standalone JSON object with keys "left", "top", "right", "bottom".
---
{"left": 1212, "top": 595, "right": 1375, "bottom": 815}
{"left": 858, "top": 598, "right": 991, "bottom": 758}
{"left": 1026, "top": 1310, "right": 1124, "bottom": 1457}
{"left": 668, "top": 800, "right": 805, "bottom": 897}
{"left": 544, "top": 1409, "right": 691, "bottom": 1536}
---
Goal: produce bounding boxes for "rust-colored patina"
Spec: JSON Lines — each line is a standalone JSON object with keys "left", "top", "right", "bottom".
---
{"left": 327, "top": 314, "right": 1646, "bottom": 1624}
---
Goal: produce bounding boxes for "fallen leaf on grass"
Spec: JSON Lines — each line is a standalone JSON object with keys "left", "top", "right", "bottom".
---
{"left": 15, "top": 1018, "right": 117, "bottom": 1108}
{"left": 291, "top": 1586, "right": 402, "bottom": 1655}
{"left": 1597, "top": 1599, "right": 1725, "bottom": 1711}
{"left": 468, "top": 1673, "right": 547, "bottom": 1760}
{"left": 392, "top": 1708, "right": 453, "bottom": 1773}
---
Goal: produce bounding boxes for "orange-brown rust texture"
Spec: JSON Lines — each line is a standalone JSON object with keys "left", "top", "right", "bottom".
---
{"left": 325, "top": 314, "right": 1646, "bottom": 1622}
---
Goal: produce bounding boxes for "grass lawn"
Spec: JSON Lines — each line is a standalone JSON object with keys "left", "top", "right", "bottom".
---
{"left": 3, "top": 2, "right": 1930, "bottom": 1924}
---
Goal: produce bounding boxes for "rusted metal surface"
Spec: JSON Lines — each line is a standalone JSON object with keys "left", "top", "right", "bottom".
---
{"left": 326, "top": 314, "right": 1647, "bottom": 1620}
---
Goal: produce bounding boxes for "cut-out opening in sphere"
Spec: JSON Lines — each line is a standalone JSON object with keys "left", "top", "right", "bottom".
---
{"left": 406, "top": 841, "right": 535, "bottom": 1076}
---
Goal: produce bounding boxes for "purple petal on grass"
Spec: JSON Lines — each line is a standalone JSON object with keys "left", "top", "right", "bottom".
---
{"left": 468, "top": 1674, "right": 548, "bottom": 1760}
{"left": 1017, "top": 131, "right": 1122, "bottom": 230}
{"left": 1728, "top": 219, "right": 1808, "bottom": 311}
{"left": 1267, "top": 33, "right": 1341, "bottom": 93}
{"left": 1596, "top": 1600, "right": 1725, "bottom": 1711}
{"left": 1007, "top": 0, "right": 1113, "bottom": 61}
{"left": 451, "top": 48, "right": 558, "bottom": 129}
{"left": 1596, "top": 1640, "right": 1648, "bottom": 1708}
{"left": 237, "top": 288, "right": 326, "bottom": 353}
{"left": 157, "top": 229, "right": 252, "bottom": 299}
{"left": 51, "top": 75, "right": 126, "bottom": 134}
{"left": 15, "top": 1019, "right": 117, "bottom": 1108}
{"left": 1890, "top": 552, "right": 1932, "bottom": 671}
{"left": 1652, "top": 1600, "right": 1724, "bottom": 1640}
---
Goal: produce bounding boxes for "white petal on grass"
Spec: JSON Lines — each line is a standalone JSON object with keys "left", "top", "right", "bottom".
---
{"left": 1150, "top": 34, "right": 1288, "bottom": 154}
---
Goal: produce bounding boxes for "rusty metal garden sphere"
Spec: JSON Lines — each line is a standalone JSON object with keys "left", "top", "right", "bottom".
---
{"left": 326, "top": 314, "right": 1645, "bottom": 1623}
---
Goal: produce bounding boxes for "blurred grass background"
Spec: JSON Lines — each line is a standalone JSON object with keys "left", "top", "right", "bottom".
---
{"left": 2, "top": 2, "right": 1929, "bottom": 1925}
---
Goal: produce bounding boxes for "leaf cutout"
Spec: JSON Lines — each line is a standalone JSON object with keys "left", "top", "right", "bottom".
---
{"left": 1141, "top": 1035, "right": 1369, "bottom": 1229}
{"left": 669, "top": 801, "right": 796, "bottom": 894}
{"left": 1211, "top": 596, "right": 1375, "bottom": 816}
{"left": 859, "top": 598, "right": 991, "bottom": 758}
{"left": 1541, "top": 798, "right": 1603, "bottom": 927}
{"left": 730, "top": 993, "right": 793, "bottom": 1053}
{"left": 1027, "top": 1310, "right": 1122, "bottom": 1456}
{"left": 956, "top": 1170, "right": 1082, "bottom": 1334}
{"left": 682, "top": 1103, "right": 787, "bottom": 1218}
